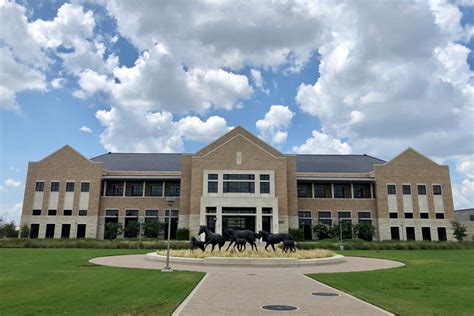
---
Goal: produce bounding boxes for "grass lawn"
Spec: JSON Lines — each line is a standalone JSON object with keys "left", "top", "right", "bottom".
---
{"left": 309, "top": 249, "right": 474, "bottom": 315}
{"left": 0, "top": 248, "right": 204, "bottom": 315}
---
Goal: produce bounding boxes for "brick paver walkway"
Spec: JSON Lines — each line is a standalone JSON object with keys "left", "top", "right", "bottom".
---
{"left": 91, "top": 255, "right": 403, "bottom": 315}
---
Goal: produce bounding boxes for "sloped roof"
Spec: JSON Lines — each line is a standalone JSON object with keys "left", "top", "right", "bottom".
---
{"left": 90, "top": 153, "right": 182, "bottom": 171}
{"left": 296, "top": 154, "right": 385, "bottom": 173}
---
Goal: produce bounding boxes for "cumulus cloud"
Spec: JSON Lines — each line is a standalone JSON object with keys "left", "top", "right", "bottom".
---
{"left": 250, "top": 69, "right": 269, "bottom": 94}
{"left": 256, "top": 105, "right": 294, "bottom": 145}
{"left": 5, "top": 178, "right": 21, "bottom": 188}
{"left": 292, "top": 130, "right": 352, "bottom": 154}
{"left": 50, "top": 78, "right": 65, "bottom": 89}
{"left": 80, "top": 126, "right": 92, "bottom": 133}
{"left": 95, "top": 107, "right": 232, "bottom": 152}
{"left": 0, "top": 202, "right": 23, "bottom": 224}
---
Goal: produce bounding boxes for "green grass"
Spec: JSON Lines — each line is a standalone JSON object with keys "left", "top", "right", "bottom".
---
{"left": 0, "top": 248, "right": 204, "bottom": 315}
{"left": 309, "top": 250, "right": 474, "bottom": 315}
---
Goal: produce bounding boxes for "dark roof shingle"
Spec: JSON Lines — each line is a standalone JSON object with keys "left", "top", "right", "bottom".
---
{"left": 296, "top": 154, "right": 385, "bottom": 173}
{"left": 91, "top": 153, "right": 182, "bottom": 171}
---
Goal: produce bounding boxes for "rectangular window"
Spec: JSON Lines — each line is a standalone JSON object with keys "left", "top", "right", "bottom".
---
{"left": 50, "top": 182, "right": 60, "bottom": 192}
{"left": 353, "top": 183, "right": 372, "bottom": 199}
{"left": 260, "top": 182, "right": 270, "bottom": 194}
{"left": 66, "top": 182, "right": 75, "bottom": 192}
{"left": 63, "top": 209, "right": 72, "bottom": 216}
{"left": 126, "top": 210, "right": 138, "bottom": 217}
{"left": 106, "top": 181, "right": 124, "bottom": 196}
{"left": 77, "top": 224, "right": 86, "bottom": 238}
{"left": 145, "top": 210, "right": 159, "bottom": 218}
{"left": 208, "top": 181, "right": 218, "bottom": 193}
{"left": 422, "top": 227, "right": 431, "bottom": 241}
{"left": 389, "top": 212, "right": 398, "bottom": 219}
{"left": 262, "top": 207, "right": 273, "bottom": 214}
{"left": 126, "top": 181, "right": 143, "bottom": 196}
{"left": 437, "top": 227, "right": 447, "bottom": 241}
{"left": 334, "top": 184, "right": 351, "bottom": 198}
{"left": 314, "top": 183, "right": 331, "bottom": 198}
{"left": 81, "top": 182, "right": 90, "bottom": 192}
{"left": 206, "top": 207, "right": 217, "bottom": 213}
{"left": 145, "top": 182, "right": 163, "bottom": 196}
{"left": 30, "top": 224, "right": 39, "bottom": 239}
{"left": 208, "top": 174, "right": 218, "bottom": 180}
{"left": 406, "top": 227, "right": 416, "bottom": 240}
{"left": 222, "top": 207, "right": 255, "bottom": 214}
{"left": 338, "top": 211, "right": 352, "bottom": 223}
{"left": 61, "top": 224, "right": 71, "bottom": 239}
{"left": 35, "top": 182, "right": 44, "bottom": 192}
{"left": 404, "top": 212, "right": 414, "bottom": 219}
{"left": 390, "top": 227, "right": 400, "bottom": 240}
{"left": 417, "top": 185, "right": 426, "bottom": 195}
{"left": 106, "top": 209, "right": 119, "bottom": 217}
{"left": 45, "top": 224, "right": 55, "bottom": 238}
{"left": 470, "top": 215, "right": 474, "bottom": 221}
{"left": 433, "top": 185, "right": 442, "bottom": 195}
{"left": 164, "top": 181, "right": 180, "bottom": 196}
{"left": 435, "top": 213, "right": 445, "bottom": 219}
{"left": 32, "top": 209, "right": 41, "bottom": 216}
{"left": 297, "top": 182, "right": 312, "bottom": 198}
{"left": 48, "top": 209, "right": 57, "bottom": 216}
{"left": 223, "top": 181, "right": 255, "bottom": 193}
{"left": 402, "top": 185, "right": 411, "bottom": 195}
{"left": 420, "top": 213, "right": 429, "bottom": 219}
{"left": 318, "top": 211, "right": 332, "bottom": 225}
{"left": 78, "top": 210, "right": 88, "bottom": 216}
{"left": 358, "top": 212, "right": 371, "bottom": 224}
{"left": 387, "top": 184, "right": 396, "bottom": 195}
{"left": 260, "top": 174, "right": 270, "bottom": 181}
{"left": 223, "top": 174, "right": 254, "bottom": 180}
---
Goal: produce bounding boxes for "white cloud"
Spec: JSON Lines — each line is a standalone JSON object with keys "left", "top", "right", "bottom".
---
{"left": 4, "top": 178, "right": 21, "bottom": 188}
{"left": 80, "top": 126, "right": 92, "bottom": 133}
{"left": 452, "top": 155, "right": 474, "bottom": 209}
{"left": 292, "top": 130, "right": 352, "bottom": 154}
{"left": 256, "top": 105, "right": 294, "bottom": 145}
{"left": 50, "top": 78, "right": 65, "bottom": 89}
{"left": 95, "top": 107, "right": 232, "bottom": 152}
{"left": 0, "top": 202, "right": 23, "bottom": 225}
{"left": 250, "top": 69, "right": 269, "bottom": 94}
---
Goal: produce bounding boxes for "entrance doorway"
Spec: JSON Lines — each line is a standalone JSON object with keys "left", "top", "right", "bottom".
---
{"left": 262, "top": 216, "right": 272, "bottom": 233}
{"left": 437, "top": 227, "right": 447, "bottom": 241}
{"left": 30, "top": 224, "right": 39, "bottom": 239}
{"left": 222, "top": 216, "right": 256, "bottom": 232}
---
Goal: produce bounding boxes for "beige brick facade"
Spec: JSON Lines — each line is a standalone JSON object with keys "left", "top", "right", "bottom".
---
{"left": 20, "top": 128, "right": 456, "bottom": 241}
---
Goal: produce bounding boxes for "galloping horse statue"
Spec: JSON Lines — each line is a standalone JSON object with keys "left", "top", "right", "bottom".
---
{"left": 258, "top": 230, "right": 294, "bottom": 251}
{"left": 198, "top": 225, "right": 225, "bottom": 252}
{"left": 223, "top": 228, "right": 259, "bottom": 251}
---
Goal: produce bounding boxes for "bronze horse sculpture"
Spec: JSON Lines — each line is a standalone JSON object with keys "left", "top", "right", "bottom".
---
{"left": 223, "top": 228, "right": 259, "bottom": 251}
{"left": 258, "top": 230, "right": 294, "bottom": 251}
{"left": 198, "top": 225, "right": 225, "bottom": 252}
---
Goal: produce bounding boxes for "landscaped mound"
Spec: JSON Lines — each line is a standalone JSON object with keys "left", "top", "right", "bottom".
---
{"left": 156, "top": 248, "right": 335, "bottom": 259}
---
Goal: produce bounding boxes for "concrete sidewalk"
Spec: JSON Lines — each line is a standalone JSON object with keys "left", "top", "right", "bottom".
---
{"left": 90, "top": 255, "right": 402, "bottom": 315}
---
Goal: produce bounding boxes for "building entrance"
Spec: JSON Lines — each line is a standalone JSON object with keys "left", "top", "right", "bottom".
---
{"left": 222, "top": 216, "right": 256, "bottom": 232}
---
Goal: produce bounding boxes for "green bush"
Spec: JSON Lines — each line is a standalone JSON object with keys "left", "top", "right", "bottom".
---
{"left": 353, "top": 223, "right": 376, "bottom": 241}
{"left": 124, "top": 221, "right": 140, "bottom": 238}
{"left": 332, "top": 222, "right": 353, "bottom": 240}
{"left": 20, "top": 224, "right": 30, "bottom": 239}
{"left": 175, "top": 228, "right": 190, "bottom": 240}
{"left": 105, "top": 222, "right": 123, "bottom": 240}
{"left": 451, "top": 220, "right": 468, "bottom": 241}
{"left": 144, "top": 220, "right": 165, "bottom": 238}
{"left": 312, "top": 223, "right": 336, "bottom": 240}
{"left": 288, "top": 228, "right": 305, "bottom": 241}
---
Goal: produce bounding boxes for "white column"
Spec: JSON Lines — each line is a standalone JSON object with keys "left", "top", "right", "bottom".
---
{"left": 103, "top": 180, "right": 107, "bottom": 196}
{"left": 142, "top": 181, "right": 146, "bottom": 196}
{"left": 123, "top": 181, "right": 126, "bottom": 197}
{"left": 273, "top": 207, "right": 279, "bottom": 233}
{"left": 256, "top": 206, "right": 262, "bottom": 232}
{"left": 216, "top": 206, "right": 222, "bottom": 235}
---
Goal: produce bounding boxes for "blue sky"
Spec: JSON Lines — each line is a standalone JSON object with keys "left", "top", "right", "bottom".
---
{"left": 1, "top": 0, "right": 473, "bottom": 223}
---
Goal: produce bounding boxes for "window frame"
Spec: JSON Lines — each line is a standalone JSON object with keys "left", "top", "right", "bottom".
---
{"left": 80, "top": 182, "right": 90, "bottom": 192}
{"left": 50, "top": 181, "right": 60, "bottom": 192}
{"left": 35, "top": 181, "right": 45, "bottom": 192}
{"left": 417, "top": 184, "right": 426, "bottom": 195}
{"left": 78, "top": 209, "right": 88, "bottom": 216}
{"left": 432, "top": 184, "right": 442, "bottom": 195}
{"left": 402, "top": 184, "right": 411, "bottom": 195}
{"left": 387, "top": 184, "right": 396, "bottom": 195}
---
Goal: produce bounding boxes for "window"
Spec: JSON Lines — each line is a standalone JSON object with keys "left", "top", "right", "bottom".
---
{"left": 45, "top": 224, "right": 55, "bottom": 238}
{"left": 298, "top": 211, "right": 312, "bottom": 240}
{"left": 406, "top": 227, "right": 416, "bottom": 240}
{"left": 81, "top": 182, "right": 90, "bottom": 192}
{"left": 222, "top": 207, "right": 255, "bottom": 214}
{"left": 297, "top": 182, "right": 312, "bottom": 198}
{"left": 334, "top": 184, "right": 351, "bottom": 198}
{"left": 422, "top": 227, "right": 431, "bottom": 241}
{"left": 435, "top": 213, "right": 445, "bottom": 219}
{"left": 30, "top": 224, "right": 39, "bottom": 239}
{"left": 223, "top": 174, "right": 254, "bottom": 180}
{"left": 353, "top": 183, "right": 371, "bottom": 199}
{"left": 314, "top": 183, "right": 331, "bottom": 198}
{"left": 223, "top": 182, "right": 255, "bottom": 193}
{"left": 338, "top": 211, "right": 352, "bottom": 223}
{"left": 433, "top": 185, "right": 442, "bottom": 195}
{"left": 32, "top": 209, "right": 41, "bottom": 216}
{"left": 389, "top": 212, "right": 398, "bottom": 219}
{"left": 208, "top": 174, "right": 218, "bottom": 193}
{"left": 206, "top": 207, "right": 217, "bottom": 213}
{"left": 404, "top": 212, "right": 414, "bottom": 219}
{"left": 358, "top": 212, "right": 371, "bottom": 224}
{"left": 78, "top": 210, "right": 88, "bottom": 216}
{"left": 164, "top": 181, "right": 180, "bottom": 196}
{"left": 145, "top": 210, "right": 158, "bottom": 218}
{"left": 262, "top": 207, "right": 273, "bottom": 214}
{"left": 417, "top": 185, "right": 426, "bottom": 195}
{"left": 50, "top": 182, "right": 60, "bottom": 192}
{"left": 402, "top": 185, "right": 411, "bottom": 195}
{"left": 126, "top": 210, "right": 138, "bottom": 217}
{"left": 61, "top": 224, "right": 71, "bottom": 239}
{"left": 437, "top": 227, "right": 447, "bottom": 241}
{"left": 145, "top": 182, "right": 163, "bottom": 196}
{"left": 470, "top": 215, "right": 474, "bottom": 221}
{"left": 77, "top": 224, "right": 86, "bottom": 238}
{"left": 208, "top": 174, "right": 218, "bottom": 180}
{"left": 63, "top": 209, "right": 72, "bottom": 216}
{"left": 318, "top": 211, "right": 332, "bottom": 225}
{"left": 35, "top": 182, "right": 44, "bottom": 192}
{"left": 126, "top": 182, "right": 143, "bottom": 196}
{"left": 420, "top": 213, "right": 429, "bottom": 219}
{"left": 48, "top": 209, "right": 57, "bottom": 216}
{"left": 390, "top": 227, "right": 400, "bottom": 240}
{"left": 66, "top": 182, "right": 75, "bottom": 192}
{"left": 106, "top": 209, "right": 119, "bottom": 217}
{"left": 387, "top": 184, "right": 396, "bottom": 195}
{"left": 260, "top": 174, "right": 270, "bottom": 194}
{"left": 106, "top": 181, "right": 124, "bottom": 196}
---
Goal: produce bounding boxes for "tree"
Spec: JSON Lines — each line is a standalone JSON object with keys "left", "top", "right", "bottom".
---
{"left": 3, "top": 221, "right": 18, "bottom": 238}
{"left": 451, "top": 220, "right": 467, "bottom": 241}
{"left": 312, "top": 223, "right": 335, "bottom": 240}
{"left": 105, "top": 222, "right": 123, "bottom": 240}
{"left": 144, "top": 220, "right": 164, "bottom": 238}
{"left": 353, "top": 222, "right": 376, "bottom": 241}
{"left": 124, "top": 220, "right": 140, "bottom": 238}
{"left": 20, "top": 224, "right": 30, "bottom": 239}
{"left": 333, "top": 222, "right": 353, "bottom": 240}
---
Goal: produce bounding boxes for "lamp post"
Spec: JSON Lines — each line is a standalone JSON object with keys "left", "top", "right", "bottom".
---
{"left": 162, "top": 196, "right": 175, "bottom": 272}
{"left": 138, "top": 218, "right": 144, "bottom": 242}
{"left": 339, "top": 219, "right": 344, "bottom": 251}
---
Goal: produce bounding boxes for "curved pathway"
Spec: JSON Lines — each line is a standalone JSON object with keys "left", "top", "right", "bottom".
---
{"left": 91, "top": 255, "right": 403, "bottom": 315}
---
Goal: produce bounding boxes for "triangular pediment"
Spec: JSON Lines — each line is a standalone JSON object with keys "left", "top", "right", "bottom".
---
{"left": 35, "top": 145, "right": 101, "bottom": 166}
{"left": 383, "top": 147, "right": 441, "bottom": 167}
{"left": 194, "top": 126, "right": 285, "bottom": 158}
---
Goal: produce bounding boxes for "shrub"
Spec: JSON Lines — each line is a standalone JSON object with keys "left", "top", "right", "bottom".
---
{"left": 451, "top": 220, "right": 467, "bottom": 241}
{"left": 353, "top": 223, "right": 376, "bottom": 241}
{"left": 105, "top": 222, "right": 123, "bottom": 240}
{"left": 20, "top": 224, "right": 30, "bottom": 239}
{"left": 175, "top": 228, "right": 190, "bottom": 240}
{"left": 288, "top": 228, "right": 305, "bottom": 241}
{"left": 312, "top": 223, "right": 335, "bottom": 240}
{"left": 332, "top": 222, "right": 353, "bottom": 240}
{"left": 1, "top": 221, "right": 19, "bottom": 238}
{"left": 124, "top": 221, "right": 140, "bottom": 238}
{"left": 144, "top": 220, "right": 165, "bottom": 238}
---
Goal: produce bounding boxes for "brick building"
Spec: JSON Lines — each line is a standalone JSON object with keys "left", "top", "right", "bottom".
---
{"left": 20, "top": 126, "right": 455, "bottom": 241}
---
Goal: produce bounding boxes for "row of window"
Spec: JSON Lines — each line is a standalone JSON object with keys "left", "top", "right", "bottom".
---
{"left": 389, "top": 212, "right": 445, "bottom": 219}
{"left": 390, "top": 226, "right": 447, "bottom": 241}
{"left": 387, "top": 184, "right": 442, "bottom": 195}
{"left": 298, "top": 211, "right": 372, "bottom": 226}
{"left": 208, "top": 173, "right": 270, "bottom": 194}
{"left": 297, "top": 182, "right": 373, "bottom": 199}
{"left": 35, "top": 181, "right": 90, "bottom": 192}
{"left": 32, "top": 209, "right": 88, "bottom": 216}
{"left": 29, "top": 223, "right": 87, "bottom": 239}
{"left": 103, "top": 180, "right": 180, "bottom": 197}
